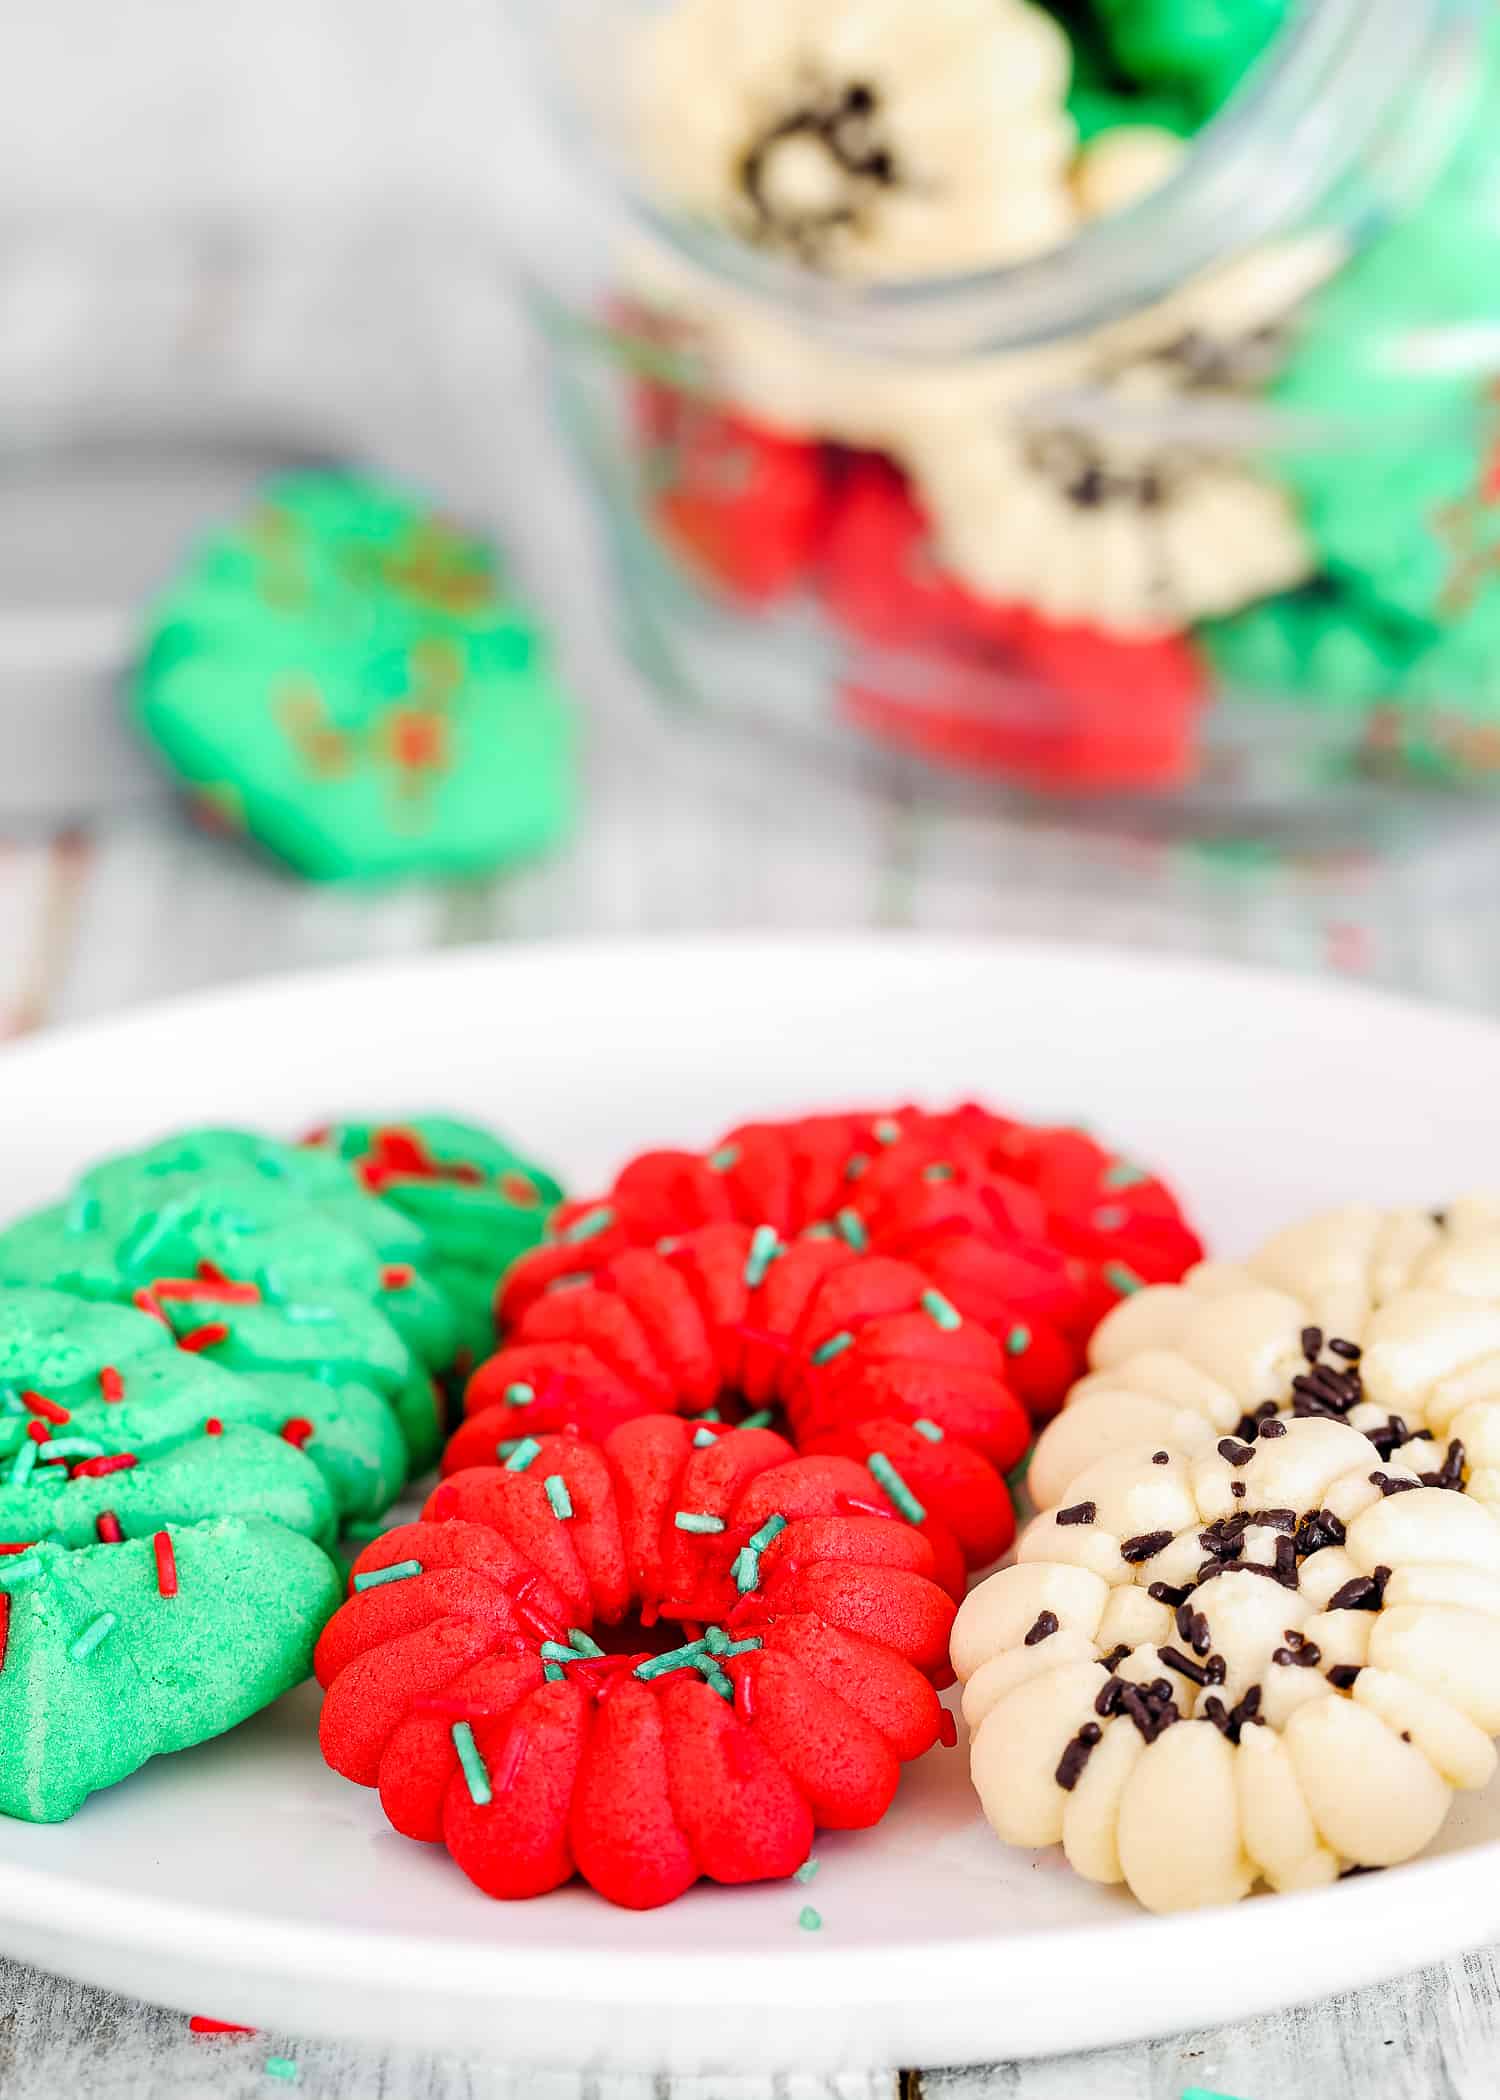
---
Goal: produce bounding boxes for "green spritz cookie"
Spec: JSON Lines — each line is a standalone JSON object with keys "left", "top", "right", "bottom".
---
{"left": 1090, "top": 0, "right": 1288, "bottom": 118}
{"left": 0, "top": 1289, "right": 405, "bottom": 1528}
{"left": 0, "top": 1426, "right": 337, "bottom": 1555}
{"left": 306, "top": 1115, "right": 562, "bottom": 1362}
{"left": 134, "top": 473, "right": 575, "bottom": 884}
{"left": 1200, "top": 576, "right": 1438, "bottom": 707}
{"left": 0, "top": 1520, "right": 340, "bottom": 1822}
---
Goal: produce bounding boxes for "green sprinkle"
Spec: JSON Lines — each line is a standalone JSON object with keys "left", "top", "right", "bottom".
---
{"left": 798, "top": 1906, "right": 823, "bottom": 1932}
{"left": 544, "top": 1474, "right": 574, "bottom": 1520}
{"left": 723, "top": 1635, "right": 763, "bottom": 1658}
{"left": 873, "top": 1118, "right": 901, "bottom": 1145}
{"left": 747, "top": 1514, "right": 787, "bottom": 1553}
{"left": 673, "top": 1511, "right": 725, "bottom": 1534}
{"left": 69, "top": 1612, "right": 116, "bottom": 1662}
{"left": 568, "top": 1628, "right": 604, "bottom": 1657}
{"left": 352, "top": 1559, "right": 423, "bottom": 1592}
{"left": 810, "top": 1331, "right": 854, "bottom": 1366}
{"left": 732, "top": 1547, "right": 760, "bottom": 1594}
{"left": 804, "top": 1223, "right": 836, "bottom": 1241}
{"left": 0, "top": 1389, "right": 23, "bottom": 1416}
{"left": 692, "top": 1408, "right": 722, "bottom": 1424}
{"left": 844, "top": 1153, "right": 869, "bottom": 1181}
{"left": 696, "top": 1659, "right": 736, "bottom": 1701}
{"left": 1006, "top": 1324, "right": 1032, "bottom": 1356}
{"left": 0, "top": 1556, "right": 45, "bottom": 1590}
{"left": 833, "top": 1208, "right": 868, "bottom": 1251}
{"left": 504, "top": 1437, "right": 542, "bottom": 1473}
{"left": 1094, "top": 1206, "right": 1127, "bottom": 1232}
{"left": 634, "top": 1638, "right": 708, "bottom": 1681}
{"left": 655, "top": 1236, "right": 681, "bottom": 1255}
{"left": 920, "top": 1289, "right": 962, "bottom": 1332}
{"left": 1103, "top": 1161, "right": 1150, "bottom": 1189}
{"left": 737, "top": 1409, "right": 775, "bottom": 1432}
{"left": 922, "top": 1162, "right": 955, "bottom": 1183}
{"left": 560, "top": 1206, "right": 613, "bottom": 1244}
{"left": 8, "top": 1442, "right": 37, "bottom": 1489}
{"left": 744, "top": 1224, "right": 781, "bottom": 1290}
{"left": 868, "top": 1452, "right": 926, "bottom": 1526}
{"left": 36, "top": 1438, "right": 106, "bottom": 1463}
{"left": 703, "top": 1624, "right": 731, "bottom": 1655}
{"left": 543, "top": 1662, "right": 565, "bottom": 1682}
{"left": 794, "top": 1857, "right": 820, "bottom": 1883}
{"left": 451, "top": 1721, "right": 492, "bottom": 1803}
{"left": 539, "top": 1641, "right": 580, "bottom": 1662}
{"left": 264, "top": 2060, "right": 300, "bottom": 2085}
{"left": 1104, "top": 1263, "right": 1145, "bottom": 1297}
{"left": 912, "top": 1418, "right": 945, "bottom": 1443}
{"left": 66, "top": 1190, "right": 102, "bottom": 1233}
{"left": 693, "top": 1426, "right": 718, "bottom": 1449}
{"left": 503, "top": 1382, "right": 535, "bottom": 1408}
{"left": 707, "top": 1145, "right": 740, "bottom": 1172}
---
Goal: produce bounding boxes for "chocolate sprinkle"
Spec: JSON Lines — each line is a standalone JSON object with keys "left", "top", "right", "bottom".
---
{"left": 1327, "top": 1663, "right": 1362, "bottom": 1689}
{"left": 1329, "top": 1338, "right": 1362, "bottom": 1361}
{"left": 1217, "top": 1438, "right": 1255, "bottom": 1467}
{"left": 1199, "top": 1515, "right": 1248, "bottom": 1562}
{"left": 1230, "top": 1481, "right": 1248, "bottom": 1499}
{"left": 1118, "top": 1679, "right": 1180, "bottom": 1744}
{"left": 1233, "top": 1400, "right": 1282, "bottom": 1443}
{"left": 1175, "top": 1601, "right": 1212, "bottom": 1657}
{"left": 1420, "top": 1439, "right": 1466, "bottom": 1492}
{"left": 1120, "top": 1529, "right": 1174, "bottom": 1565}
{"left": 1100, "top": 1643, "right": 1131, "bottom": 1671}
{"left": 1340, "top": 1863, "right": 1384, "bottom": 1878}
{"left": 1244, "top": 1508, "right": 1297, "bottom": 1533}
{"left": 1259, "top": 1420, "right": 1288, "bottom": 1440}
{"left": 1201, "top": 1684, "right": 1263, "bottom": 1744}
{"left": 1327, "top": 1565, "right": 1391, "bottom": 1613}
{"left": 1159, "top": 1645, "right": 1225, "bottom": 1688}
{"left": 1274, "top": 1535, "right": 1299, "bottom": 1586}
{"left": 1055, "top": 1722, "right": 1102, "bottom": 1792}
{"left": 1149, "top": 1580, "right": 1192, "bottom": 1608}
{"left": 1301, "top": 1325, "right": 1325, "bottom": 1362}
{"left": 1370, "top": 1470, "right": 1420, "bottom": 1497}
{"left": 1366, "top": 1415, "right": 1411, "bottom": 1463}
{"left": 1057, "top": 1501, "right": 1096, "bottom": 1527}
{"left": 1293, "top": 1507, "right": 1346, "bottom": 1557}
{"left": 1272, "top": 1635, "right": 1322, "bottom": 1668}
{"left": 1024, "top": 1610, "right": 1059, "bottom": 1647}
{"left": 1152, "top": 1451, "right": 1170, "bottom": 1466}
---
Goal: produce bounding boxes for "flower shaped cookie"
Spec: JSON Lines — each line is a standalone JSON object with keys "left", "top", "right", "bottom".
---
{"left": 955, "top": 1417, "right": 1500, "bottom": 1910}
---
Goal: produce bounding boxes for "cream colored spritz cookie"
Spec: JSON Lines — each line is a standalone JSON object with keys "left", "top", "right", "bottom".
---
{"left": 632, "top": 0, "right": 1078, "bottom": 281}
{"left": 1031, "top": 1198, "right": 1500, "bottom": 1509}
{"left": 955, "top": 1418, "right": 1500, "bottom": 1912}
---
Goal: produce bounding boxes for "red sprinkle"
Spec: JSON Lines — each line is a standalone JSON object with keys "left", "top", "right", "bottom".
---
{"left": 493, "top": 1726, "right": 528, "bottom": 1793}
{"left": 132, "top": 1289, "right": 169, "bottom": 1326}
{"left": 72, "top": 1454, "right": 137, "bottom": 1480}
{"left": 835, "top": 1490, "right": 894, "bottom": 1521}
{"left": 0, "top": 1543, "right": 36, "bottom": 1557}
{"left": 204, "top": 1417, "right": 224, "bottom": 1437}
{"left": 280, "top": 1418, "right": 314, "bottom": 1450}
{"left": 0, "top": 1592, "right": 9, "bottom": 1674}
{"left": 154, "top": 1530, "right": 179, "bottom": 1597}
{"left": 26, "top": 1422, "right": 51, "bottom": 1447}
{"left": 937, "top": 1707, "right": 959, "bottom": 1749}
{"left": 196, "top": 1260, "right": 230, "bottom": 1284}
{"left": 96, "top": 1512, "right": 124, "bottom": 1545}
{"left": 21, "top": 1391, "right": 69, "bottom": 1425}
{"left": 176, "top": 1323, "right": 230, "bottom": 1354}
{"left": 381, "top": 1264, "right": 415, "bottom": 1291}
{"left": 151, "top": 1277, "right": 261, "bottom": 1305}
{"left": 188, "top": 2017, "right": 256, "bottom": 2036}
{"left": 98, "top": 1367, "right": 125, "bottom": 1404}
{"left": 735, "top": 1668, "right": 756, "bottom": 1722}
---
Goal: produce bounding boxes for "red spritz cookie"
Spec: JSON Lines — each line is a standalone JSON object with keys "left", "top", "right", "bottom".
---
{"left": 317, "top": 1419, "right": 956, "bottom": 1908}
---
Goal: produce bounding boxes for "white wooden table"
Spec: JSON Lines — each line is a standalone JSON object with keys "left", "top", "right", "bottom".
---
{"left": 5, "top": 8, "right": 1500, "bottom": 2076}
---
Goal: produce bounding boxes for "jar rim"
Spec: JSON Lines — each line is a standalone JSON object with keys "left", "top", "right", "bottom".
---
{"left": 530, "top": 0, "right": 1480, "bottom": 359}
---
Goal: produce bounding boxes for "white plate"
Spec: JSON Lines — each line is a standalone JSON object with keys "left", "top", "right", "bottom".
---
{"left": 3, "top": 935, "right": 1500, "bottom": 2075}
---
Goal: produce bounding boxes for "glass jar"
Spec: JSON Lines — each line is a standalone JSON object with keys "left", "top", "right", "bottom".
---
{"left": 508, "top": 0, "right": 1500, "bottom": 834}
